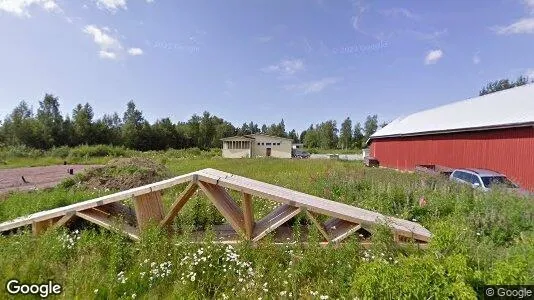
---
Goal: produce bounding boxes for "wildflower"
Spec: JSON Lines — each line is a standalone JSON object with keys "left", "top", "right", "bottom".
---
{"left": 280, "top": 291, "right": 287, "bottom": 296}
{"left": 94, "top": 289, "right": 98, "bottom": 294}
{"left": 320, "top": 296, "right": 329, "bottom": 300}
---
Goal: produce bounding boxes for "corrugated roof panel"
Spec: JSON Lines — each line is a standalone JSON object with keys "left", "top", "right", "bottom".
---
{"left": 371, "top": 84, "right": 534, "bottom": 139}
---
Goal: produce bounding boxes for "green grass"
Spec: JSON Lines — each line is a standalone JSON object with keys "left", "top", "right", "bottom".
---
{"left": 0, "top": 152, "right": 533, "bottom": 299}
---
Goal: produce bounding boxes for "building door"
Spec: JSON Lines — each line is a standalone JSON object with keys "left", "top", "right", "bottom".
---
{"left": 266, "top": 148, "right": 271, "bottom": 157}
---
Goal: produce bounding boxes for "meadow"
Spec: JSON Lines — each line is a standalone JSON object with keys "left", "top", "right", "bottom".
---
{"left": 0, "top": 145, "right": 533, "bottom": 299}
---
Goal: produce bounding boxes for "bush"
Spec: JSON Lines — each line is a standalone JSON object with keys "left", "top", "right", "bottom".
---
{"left": 48, "top": 146, "right": 70, "bottom": 158}
{"left": 0, "top": 145, "right": 44, "bottom": 159}
{"left": 67, "top": 145, "right": 132, "bottom": 158}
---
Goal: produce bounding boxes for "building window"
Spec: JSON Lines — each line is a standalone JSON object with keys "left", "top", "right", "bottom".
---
{"left": 266, "top": 142, "right": 271, "bottom": 146}
{"left": 261, "top": 142, "right": 264, "bottom": 145}
{"left": 257, "top": 143, "right": 260, "bottom": 145}
{"left": 277, "top": 143, "right": 280, "bottom": 145}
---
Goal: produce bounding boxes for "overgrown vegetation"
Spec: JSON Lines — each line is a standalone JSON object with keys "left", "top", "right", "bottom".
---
{"left": 59, "top": 157, "right": 171, "bottom": 190}
{"left": 1, "top": 156, "right": 532, "bottom": 299}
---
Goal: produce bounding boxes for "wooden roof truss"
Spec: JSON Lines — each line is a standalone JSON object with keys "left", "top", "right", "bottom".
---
{"left": 0, "top": 168, "right": 431, "bottom": 246}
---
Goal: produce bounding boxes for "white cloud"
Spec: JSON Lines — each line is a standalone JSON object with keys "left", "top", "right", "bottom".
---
{"left": 95, "top": 0, "right": 127, "bottom": 13}
{"left": 262, "top": 59, "right": 305, "bottom": 76}
{"left": 83, "top": 25, "right": 143, "bottom": 59}
{"left": 0, "top": 0, "right": 60, "bottom": 17}
{"left": 99, "top": 50, "right": 117, "bottom": 60}
{"left": 526, "top": 68, "right": 534, "bottom": 79}
{"left": 473, "top": 52, "right": 481, "bottom": 65}
{"left": 381, "top": 7, "right": 418, "bottom": 20}
{"left": 494, "top": 18, "right": 534, "bottom": 34}
{"left": 424, "top": 49, "right": 443, "bottom": 65}
{"left": 284, "top": 77, "right": 342, "bottom": 95}
{"left": 127, "top": 47, "right": 143, "bottom": 56}
{"left": 84, "top": 25, "right": 122, "bottom": 52}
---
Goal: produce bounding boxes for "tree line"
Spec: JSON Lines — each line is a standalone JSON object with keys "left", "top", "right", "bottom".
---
{"left": 0, "top": 94, "right": 384, "bottom": 151}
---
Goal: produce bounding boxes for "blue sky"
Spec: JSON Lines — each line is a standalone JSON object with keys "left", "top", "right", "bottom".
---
{"left": 1, "top": 0, "right": 533, "bottom": 132}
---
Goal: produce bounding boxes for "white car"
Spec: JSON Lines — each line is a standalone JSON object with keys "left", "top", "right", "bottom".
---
{"left": 449, "top": 168, "right": 529, "bottom": 195}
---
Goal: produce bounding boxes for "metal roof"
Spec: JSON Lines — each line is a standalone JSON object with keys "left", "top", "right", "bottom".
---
{"left": 370, "top": 84, "right": 534, "bottom": 140}
{"left": 245, "top": 133, "right": 295, "bottom": 141}
{"left": 220, "top": 136, "right": 255, "bottom": 141}
{"left": 221, "top": 133, "right": 294, "bottom": 141}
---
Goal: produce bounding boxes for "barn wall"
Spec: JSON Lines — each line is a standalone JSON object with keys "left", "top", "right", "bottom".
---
{"left": 370, "top": 127, "right": 534, "bottom": 191}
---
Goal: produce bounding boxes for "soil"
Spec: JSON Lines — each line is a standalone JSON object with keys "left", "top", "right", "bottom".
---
{"left": 0, "top": 165, "right": 100, "bottom": 194}
{"left": 73, "top": 157, "right": 171, "bottom": 191}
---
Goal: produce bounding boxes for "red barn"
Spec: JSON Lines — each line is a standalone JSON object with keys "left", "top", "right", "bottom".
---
{"left": 368, "top": 84, "right": 534, "bottom": 191}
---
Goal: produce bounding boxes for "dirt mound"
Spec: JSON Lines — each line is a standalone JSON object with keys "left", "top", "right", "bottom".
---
{"left": 64, "top": 157, "right": 171, "bottom": 191}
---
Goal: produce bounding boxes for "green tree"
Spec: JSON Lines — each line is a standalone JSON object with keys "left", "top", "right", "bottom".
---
{"left": 36, "top": 94, "right": 64, "bottom": 148}
{"left": 288, "top": 129, "right": 299, "bottom": 143}
{"left": 353, "top": 122, "right": 364, "bottom": 149}
{"left": 363, "top": 115, "right": 378, "bottom": 141}
{"left": 199, "top": 111, "right": 216, "bottom": 149}
{"left": 303, "top": 125, "right": 319, "bottom": 148}
{"left": 72, "top": 103, "right": 94, "bottom": 145}
{"left": 339, "top": 117, "right": 353, "bottom": 149}
{"left": 317, "top": 120, "right": 338, "bottom": 149}
{"left": 122, "top": 101, "right": 145, "bottom": 150}
{"left": 479, "top": 76, "right": 531, "bottom": 96}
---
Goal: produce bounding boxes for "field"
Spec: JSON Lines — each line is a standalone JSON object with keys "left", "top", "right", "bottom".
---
{"left": 0, "top": 146, "right": 533, "bottom": 299}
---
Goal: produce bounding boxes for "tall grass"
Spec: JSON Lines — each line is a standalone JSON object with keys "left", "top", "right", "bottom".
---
{"left": 0, "top": 157, "right": 533, "bottom": 299}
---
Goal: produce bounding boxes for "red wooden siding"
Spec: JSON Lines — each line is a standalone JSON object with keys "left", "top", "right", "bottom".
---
{"left": 370, "top": 127, "right": 534, "bottom": 191}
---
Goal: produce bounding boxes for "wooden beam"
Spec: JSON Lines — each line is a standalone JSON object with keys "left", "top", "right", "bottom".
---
{"left": 160, "top": 182, "right": 198, "bottom": 229}
{"left": 305, "top": 211, "right": 330, "bottom": 242}
{"left": 324, "top": 218, "right": 361, "bottom": 243}
{"left": 76, "top": 209, "right": 139, "bottom": 241}
{"left": 196, "top": 169, "right": 432, "bottom": 242}
{"left": 242, "top": 192, "right": 254, "bottom": 240}
{"left": 50, "top": 213, "right": 76, "bottom": 230}
{"left": 252, "top": 204, "right": 301, "bottom": 242}
{"left": 31, "top": 217, "right": 60, "bottom": 236}
{"left": 133, "top": 191, "right": 165, "bottom": 231}
{"left": 197, "top": 181, "right": 245, "bottom": 235}
{"left": 0, "top": 172, "right": 196, "bottom": 233}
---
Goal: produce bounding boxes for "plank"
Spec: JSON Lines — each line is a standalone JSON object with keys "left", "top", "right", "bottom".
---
{"left": 50, "top": 213, "right": 76, "bottom": 230}
{"left": 0, "top": 172, "right": 195, "bottom": 232}
{"left": 32, "top": 217, "right": 60, "bottom": 236}
{"left": 242, "top": 193, "right": 254, "bottom": 239}
{"left": 197, "top": 181, "right": 245, "bottom": 235}
{"left": 196, "top": 168, "right": 431, "bottom": 242}
{"left": 324, "top": 218, "right": 361, "bottom": 243}
{"left": 76, "top": 208, "right": 139, "bottom": 240}
{"left": 133, "top": 191, "right": 165, "bottom": 230}
{"left": 252, "top": 204, "right": 301, "bottom": 242}
{"left": 306, "top": 211, "right": 330, "bottom": 242}
{"left": 160, "top": 182, "right": 198, "bottom": 228}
